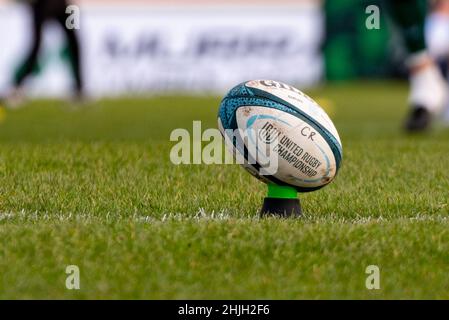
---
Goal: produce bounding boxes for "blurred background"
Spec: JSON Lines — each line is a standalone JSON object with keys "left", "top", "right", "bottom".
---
{"left": 0, "top": 0, "right": 447, "bottom": 98}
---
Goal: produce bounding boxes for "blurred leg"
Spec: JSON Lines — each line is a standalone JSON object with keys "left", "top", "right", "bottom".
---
{"left": 56, "top": 13, "right": 83, "bottom": 95}
{"left": 387, "top": 0, "right": 427, "bottom": 54}
{"left": 13, "top": 5, "right": 44, "bottom": 87}
{"left": 386, "top": 0, "right": 448, "bottom": 131}
{"left": 427, "top": 0, "right": 449, "bottom": 123}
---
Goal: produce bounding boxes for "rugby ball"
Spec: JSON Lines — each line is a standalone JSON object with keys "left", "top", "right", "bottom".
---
{"left": 218, "top": 80, "right": 342, "bottom": 192}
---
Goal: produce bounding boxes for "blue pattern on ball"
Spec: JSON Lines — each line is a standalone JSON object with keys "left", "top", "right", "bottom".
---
{"left": 220, "top": 97, "right": 296, "bottom": 130}
{"left": 219, "top": 82, "right": 304, "bottom": 131}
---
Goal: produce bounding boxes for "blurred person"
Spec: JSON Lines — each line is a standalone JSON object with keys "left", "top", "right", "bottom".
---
{"left": 387, "top": 0, "right": 448, "bottom": 131}
{"left": 5, "top": 0, "right": 83, "bottom": 107}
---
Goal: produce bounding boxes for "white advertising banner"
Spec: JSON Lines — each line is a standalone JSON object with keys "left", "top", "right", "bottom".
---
{"left": 0, "top": 2, "right": 323, "bottom": 96}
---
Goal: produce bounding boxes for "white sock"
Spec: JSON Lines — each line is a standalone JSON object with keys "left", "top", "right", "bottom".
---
{"left": 408, "top": 54, "right": 447, "bottom": 114}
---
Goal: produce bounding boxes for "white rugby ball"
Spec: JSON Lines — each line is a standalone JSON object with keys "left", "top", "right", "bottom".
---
{"left": 218, "top": 80, "right": 342, "bottom": 192}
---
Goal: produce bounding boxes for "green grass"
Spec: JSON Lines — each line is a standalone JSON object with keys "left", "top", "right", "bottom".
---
{"left": 0, "top": 81, "right": 448, "bottom": 299}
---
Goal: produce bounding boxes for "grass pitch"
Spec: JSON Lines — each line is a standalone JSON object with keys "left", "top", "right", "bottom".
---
{"left": 0, "top": 82, "right": 448, "bottom": 299}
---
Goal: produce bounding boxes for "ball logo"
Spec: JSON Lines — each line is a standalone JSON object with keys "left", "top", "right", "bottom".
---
{"left": 257, "top": 80, "right": 302, "bottom": 95}
{"left": 258, "top": 122, "right": 280, "bottom": 144}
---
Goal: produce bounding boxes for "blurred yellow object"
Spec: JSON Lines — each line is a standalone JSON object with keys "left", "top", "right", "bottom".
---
{"left": 314, "top": 97, "right": 336, "bottom": 117}
{"left": 0, "top": 106, "right": 6, "bottom": 123}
